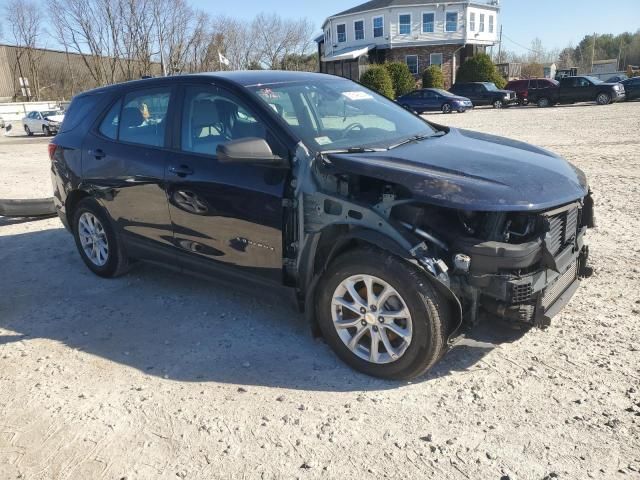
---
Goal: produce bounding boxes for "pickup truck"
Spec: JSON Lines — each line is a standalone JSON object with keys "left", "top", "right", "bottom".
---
{"left": 535, "top": 76, "right": 625, "bottom": 107}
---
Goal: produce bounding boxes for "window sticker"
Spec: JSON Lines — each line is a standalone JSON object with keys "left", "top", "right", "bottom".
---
{"left": 258, "top": 88, "right": 280, "bottom": 99}
{"left": 315, "top": 136, "right": 332, "bottom": 145}
{"left": 342, "top": 91, "right": 373, "bottom": 101}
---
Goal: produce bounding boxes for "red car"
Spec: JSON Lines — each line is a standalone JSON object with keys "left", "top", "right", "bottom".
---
{"left": 505, "top": 78, "right": 559, "bottom": 105}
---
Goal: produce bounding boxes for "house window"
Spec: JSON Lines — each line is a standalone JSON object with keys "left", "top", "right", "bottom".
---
{"left": 445, "top": 12, "right": 458, "bottom": 32}
{"left": 489, "top": 15, "right": 494, "bottom": 33}
{"left": 430, "top": 53, "right": 443, "bottom": 67}
{"left": 354, "top": 20, "right": 364, "bottom": 40}
{"left": 422, "top": 13, "right": 434, "bottom": 33}
{"left": 399, "top": 14, "right": 411, "bottom": 35}
{"left": 373, "top": 16, "right": 384, "bottom": 38}
{"left": 479, "top": 14, "right": 485, "bottom": 32}
{"left": 469, "top": 12, "right": 476, "bottom": 31}
{"left": 337, "top": 24, "right": 346, "bottom": 43}
{"left": 406, "top": 55, "right": 419, "bottom": 75}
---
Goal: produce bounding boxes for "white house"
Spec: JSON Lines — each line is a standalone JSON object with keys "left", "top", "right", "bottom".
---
{"left": 317, "top": 0, "right": 500, "bottom": 87}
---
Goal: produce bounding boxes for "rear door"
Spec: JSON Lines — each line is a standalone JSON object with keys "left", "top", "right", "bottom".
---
{"left": 82, "top": 86, "right": 175, "bottom": 255}
{"left": 165, "top": 83, "right": 289, "bottom": 282}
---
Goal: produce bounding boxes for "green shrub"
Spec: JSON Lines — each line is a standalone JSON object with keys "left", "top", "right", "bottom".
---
{"left": 360, "top": 65, "right": 395, "bottom": 99}
{"left": 384, "top": 62, "right": 416, "bottom": 97}
{"left": 422, "top": 65, "right": 444, "bottom": 88}
{"left": 456, "top": 53, "right": 506, "bottom": 88}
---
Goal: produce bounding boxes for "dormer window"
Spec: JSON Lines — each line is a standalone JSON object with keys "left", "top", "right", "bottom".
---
{"left": 355, "top": 20, "right": 365, "bottom": 40}
{"left": 399, "top": 14, "right": 411, "bottom": 35}
{"left": 373, "top": 16, "right": 384, "bottom": 38}
{"left": 422, "top": 13, "right": 434, "bottom": 33}
{"left": 337, "top": 24, "right": 346, "bottom": 43}
{"left": 445, "top": 12, "right": 458, "bottom": 32}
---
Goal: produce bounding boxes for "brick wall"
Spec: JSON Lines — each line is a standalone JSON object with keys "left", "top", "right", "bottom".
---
{"left": 386, "top": 44, "right": 463, "bottom": 88}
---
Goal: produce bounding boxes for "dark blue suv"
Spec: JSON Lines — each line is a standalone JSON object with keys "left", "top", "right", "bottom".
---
{"left": 50, "top": 71, "right": 593, "bottom": 380}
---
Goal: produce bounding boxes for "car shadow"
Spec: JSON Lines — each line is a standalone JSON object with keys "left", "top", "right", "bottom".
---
{"left": 0, "top": 225, "right": 525, "bottom": 391}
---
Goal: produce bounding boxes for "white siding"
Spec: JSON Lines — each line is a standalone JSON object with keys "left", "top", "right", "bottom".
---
{"left": 323, "top": 3, "right": 498, "bottom": 56}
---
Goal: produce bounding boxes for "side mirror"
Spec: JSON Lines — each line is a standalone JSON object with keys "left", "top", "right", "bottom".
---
{"left": 216, "top": 137, "right": 283, "bottom": 165}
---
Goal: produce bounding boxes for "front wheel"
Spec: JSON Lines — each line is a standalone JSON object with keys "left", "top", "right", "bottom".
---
{"left": 316, "top": 248, "right": 451, "bottom": 380}
{"left": 42, "top": 125, "right": 51, "bottom": 136}
{"left": 596, "top": 92, "right": 611, "bottom": 105}
{"left": 537, "top": 97, "right": 551, "bottom": 108}
{"left": 441, "top": 103, "right": 452, "bottom": 114}
{"left": 24, "top": 125, "right": 33, "bottom": 136}
{"left": 72, "top": 198, "right": 129, "bottom": 278}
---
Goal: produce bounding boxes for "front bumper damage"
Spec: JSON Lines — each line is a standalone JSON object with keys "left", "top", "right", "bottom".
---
{"left": 453, "top": 198, "right": 594, "bottom": 328}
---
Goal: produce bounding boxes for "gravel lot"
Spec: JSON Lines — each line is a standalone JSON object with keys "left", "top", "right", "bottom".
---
{"left": 1, "top": 103, "right": 639, "bottom": 480}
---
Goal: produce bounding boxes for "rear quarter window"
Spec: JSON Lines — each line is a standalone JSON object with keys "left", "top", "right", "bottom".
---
{"left": 59, "top": 93, "right": 103, "bottom": 133}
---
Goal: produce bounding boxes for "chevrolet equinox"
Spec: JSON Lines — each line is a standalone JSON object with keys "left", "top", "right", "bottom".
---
{"left": 50, "top": 72, "right": 594, "bottom": 379}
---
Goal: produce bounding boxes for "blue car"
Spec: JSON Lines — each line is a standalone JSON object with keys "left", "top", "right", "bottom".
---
{"left": 397, "top": 88, "right": 473, "bottom": 114}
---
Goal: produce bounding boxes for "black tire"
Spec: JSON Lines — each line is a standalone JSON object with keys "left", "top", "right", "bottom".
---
{"left": 492, "top": 99, "right": 504, "bottom": 109}
{"left": 24, "top": 125, "right": 33, "bottom": 136}
{"left": 71, "top": 197, "right": 129, "bottom": 278}
{"left": 43, "top": 125, "right": 51, "bottom": 136}
{"left": 537, "top": 97, "right": 551, "bottom": 108}
{"left": 596, "top": 92, "right": 611, "bottom": 105}
{"left": 315, "top": 247, "right": 451, "bottom": 380}
{"left": 441, "top": 103, "right": 453, "bottom": 114}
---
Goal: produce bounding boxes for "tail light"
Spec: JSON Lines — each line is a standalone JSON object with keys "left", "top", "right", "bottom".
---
{"left": 48, "top": 143, "right": 58, "bottom": 160}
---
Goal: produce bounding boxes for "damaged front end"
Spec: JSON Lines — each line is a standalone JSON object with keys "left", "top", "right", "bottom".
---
{"left": 392, "top": 194, "right": 595, "bottom": 328}
{"left": 289, "top": 136, "right": 594, "bottom": 338}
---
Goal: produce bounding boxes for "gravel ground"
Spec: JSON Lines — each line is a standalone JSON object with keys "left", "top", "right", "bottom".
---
{"left": 1, "top": 102, "right": 639, "bottom": 480}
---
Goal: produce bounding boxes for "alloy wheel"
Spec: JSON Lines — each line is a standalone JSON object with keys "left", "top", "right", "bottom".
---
{"left": 331, "top": 274, "right": 413, "bottom": 364}
{"left": 493, "top": 100, "right": 503, "bottom": 109}
{"left": 442, "top": 103, "right": 452, "bottom": 114}
{"left": 78, "top": 212, "right": 109, "bottom": 267}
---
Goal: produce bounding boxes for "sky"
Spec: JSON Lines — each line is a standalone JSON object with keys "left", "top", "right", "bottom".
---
{"left": 191, "top": 0, "right": 640, "bottom": 54}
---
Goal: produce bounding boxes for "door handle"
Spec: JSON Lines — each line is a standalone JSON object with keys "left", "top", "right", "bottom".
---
{"left": 169, "top": 165, "right": 194, "bottom": 177}
{"left": 88, "top": 149, "right": 106, "bottom": 159}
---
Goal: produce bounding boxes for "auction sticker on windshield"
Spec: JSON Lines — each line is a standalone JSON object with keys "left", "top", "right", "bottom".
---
{"left": 342, "top": 91, "right": 373, "bottom": 101}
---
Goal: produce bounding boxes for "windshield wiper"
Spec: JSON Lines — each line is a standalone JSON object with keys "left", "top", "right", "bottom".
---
{"left": 388, "top": 131, "right": 446, "bottom": 150}
{"left": 321, "top": 146, "right": 387, "bottom": 154}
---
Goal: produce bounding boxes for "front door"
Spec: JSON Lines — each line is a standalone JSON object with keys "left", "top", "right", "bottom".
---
{"left": 82, "top": 87, "right": 175, "bottom": 254}
{"left": 165, "top": 84, "right": 288, "bottom": 282}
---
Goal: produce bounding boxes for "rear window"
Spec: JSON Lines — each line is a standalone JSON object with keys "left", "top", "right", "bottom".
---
{"left": 59, "top": 93, "right": 102, "bottom": 133}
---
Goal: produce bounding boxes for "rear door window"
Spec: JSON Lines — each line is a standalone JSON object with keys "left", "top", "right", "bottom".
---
{"left": 119, "top": 88, "right": 171, "bottom": 147}
{"left": 60, "top": 94, "right": 102, "bottom": 133}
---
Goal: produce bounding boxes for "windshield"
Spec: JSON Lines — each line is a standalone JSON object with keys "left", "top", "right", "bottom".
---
{"left": 483, "top": 83, "right": 499, "bottom": 91}
{"left": 432, "top": 89, "right": 455, "bottom": 97}
{"left": 584, "top": 76, "right": 603, "bottom": 84}
{"left": 248, "top": 78, "right": 436, "bottom": 152}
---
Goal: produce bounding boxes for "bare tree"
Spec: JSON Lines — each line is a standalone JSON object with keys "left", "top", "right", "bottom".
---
{"left": 251, "top": 13, "right": 314, "bottom": 70}
{"left": 4, "top": 0, "right": 43, "bottom": 99}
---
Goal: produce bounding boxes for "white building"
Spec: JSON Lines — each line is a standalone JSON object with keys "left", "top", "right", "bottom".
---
{"left": 317, "top": 0, "right": 500, "bottom": 87}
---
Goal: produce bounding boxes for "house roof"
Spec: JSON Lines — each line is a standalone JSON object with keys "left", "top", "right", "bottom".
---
{"left": 323, "top": 1, "right": 498, "bottom": 27}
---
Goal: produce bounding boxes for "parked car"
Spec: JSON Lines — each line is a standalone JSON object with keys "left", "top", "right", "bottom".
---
{"left": 535, "top": 76, "right": 626, "bottom": 107}
{"left": 0, "top": 116, "right": 5, "bottom": 129}
{"left": 621, "top": 76, "right": 640, "bottom": 101}
{"left": 23, "top": 109, "right": 65, "bottom": 136}
{"left": 505, "top": 78, "right": 559, "bottom": 105}
{"left": 397, "top": 88, "right": 473, "bottom": 114}
{"left": 449, "top": 82, "right": 517, "bottom": 108}
{"left": 50, "top": 72, "right": 594, "bottom": 380}
{"left": 605, "top": 74, "right": 628, "bottom": 83}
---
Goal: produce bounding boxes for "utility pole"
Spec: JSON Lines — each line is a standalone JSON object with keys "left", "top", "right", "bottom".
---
{"left": 591, "top": 32, "right": 597, "bottom": 73}
{"left": 497, "top": 25, "right": 503, "bottom": 63}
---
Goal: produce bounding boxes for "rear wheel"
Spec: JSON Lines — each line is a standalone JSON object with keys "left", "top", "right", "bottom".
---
{"left": 492, "top": 99, "right": 504, "bottom": 109}
{"left": 441, "top": 103, "right": 452, "bottom": 114}
{"left": 596, "top": 92, "right": 611, "bottom": 105}
{"left": 316, "top": 248, "right": 451, "bottom": 380}
{"left": 72, "top": 198, "right": 129, "bottom": 278}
